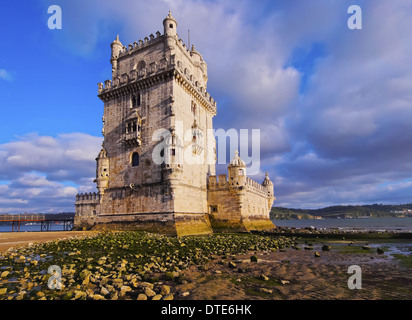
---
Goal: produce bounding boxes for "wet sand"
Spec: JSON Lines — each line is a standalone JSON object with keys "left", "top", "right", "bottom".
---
{"left": 0, "top": 231, "right": 96, "bottom": 252}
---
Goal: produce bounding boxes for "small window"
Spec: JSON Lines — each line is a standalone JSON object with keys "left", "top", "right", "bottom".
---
{"left": 170, "top": 148, "right": 175, "bottom": 156}
{"left": 169, "top": 24, "right": 173, "bottom": 29}
{"left": 209, "top": 205, "right": 218, "bottom": 213}
{"left": 132, "top": 152, "right": 140, "bottom": 167}
{"left": 131, "top": 94, "right": 141, "bottom": 108}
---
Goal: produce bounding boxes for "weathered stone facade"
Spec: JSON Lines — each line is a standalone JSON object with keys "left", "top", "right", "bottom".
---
{"left": 75, "top": 12, "right": 275, "bottom": 235}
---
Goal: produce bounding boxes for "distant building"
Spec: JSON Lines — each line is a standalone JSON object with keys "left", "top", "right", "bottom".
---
{"left": 74, "top": 12, "right": 275, "bottom": 235}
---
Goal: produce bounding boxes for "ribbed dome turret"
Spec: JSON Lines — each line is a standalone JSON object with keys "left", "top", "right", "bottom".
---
{"left": 229, "top": 150, "right": 246, "bottom": 167}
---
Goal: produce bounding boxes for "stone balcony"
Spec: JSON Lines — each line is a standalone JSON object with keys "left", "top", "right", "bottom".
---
{"left": 124, "top": 131, "right": 142, "bottom": 147}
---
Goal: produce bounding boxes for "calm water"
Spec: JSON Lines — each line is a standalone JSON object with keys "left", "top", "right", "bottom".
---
{"left": 0, "top": 223, "right": 67, "bottom": 233}
{"left": 272, "top": 217, "right": 412, "bottom": 233}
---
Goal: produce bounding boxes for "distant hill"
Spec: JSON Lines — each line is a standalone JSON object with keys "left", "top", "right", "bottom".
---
{"left": 270, "top": 204, "right": 412, "bottom": 220}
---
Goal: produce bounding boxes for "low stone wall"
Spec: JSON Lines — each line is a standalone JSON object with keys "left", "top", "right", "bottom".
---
{"left": 78, "top": 212, "right": 213, "bottom": 236}
{"left": 210, "top": 216, "right": 274, "bottom": 233}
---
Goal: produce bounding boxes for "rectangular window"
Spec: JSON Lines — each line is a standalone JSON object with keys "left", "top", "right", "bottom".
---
{"left": 209, "top": 205, "right": 218, "bottom": 213}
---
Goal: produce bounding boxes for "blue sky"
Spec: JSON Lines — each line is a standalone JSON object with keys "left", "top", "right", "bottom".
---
{"left": 0, "top": 0, "right": 411, "bottom": 213}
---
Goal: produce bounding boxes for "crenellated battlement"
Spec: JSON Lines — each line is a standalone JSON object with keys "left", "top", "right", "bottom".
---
{"left": 246, "top": 177, "right": 268, "bottom": 195}
{"left": 118, "top": 31, "right": 163, "bottom": 58}
{"left": 208, "top": 175, "right": 270, "bottom": 197}
{"left": 75, "top": 192, "right": 101, "bottom": 204}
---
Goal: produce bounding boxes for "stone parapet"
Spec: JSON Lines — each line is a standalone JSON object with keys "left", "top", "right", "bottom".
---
{"left": 75, "top": 192, "right": 101, "bottom": 204}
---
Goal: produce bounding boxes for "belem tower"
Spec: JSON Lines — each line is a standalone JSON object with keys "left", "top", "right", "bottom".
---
{"left": 74, "top": 12, "right": 275, "bottom": 236}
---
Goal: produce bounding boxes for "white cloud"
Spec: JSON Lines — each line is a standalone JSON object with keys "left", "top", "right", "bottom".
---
{"left": 0, "top": 69, "right": 13, "bottom": 82}
{"left": 0, "top": 133, "right": 101, "bottom": 213}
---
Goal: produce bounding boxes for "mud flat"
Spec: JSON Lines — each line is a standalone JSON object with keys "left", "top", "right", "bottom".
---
{"left": 0, "top": 231, "right": 98, "bottom": 252}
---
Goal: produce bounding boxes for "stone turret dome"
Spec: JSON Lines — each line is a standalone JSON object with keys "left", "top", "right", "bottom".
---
{"left": 163, "top": 11, "right": 177, "bottom": 25}
{"left": 262, "top": 171, "right": 273, "bottom": 186}
{"left": 96, "top": 147, "right": 108, "bottom": 160}
{"left": 229, "top": 151, "right": 246, "bottom": 167}
{"left": 111, "top": 35, "right": 122, "bottom": 46}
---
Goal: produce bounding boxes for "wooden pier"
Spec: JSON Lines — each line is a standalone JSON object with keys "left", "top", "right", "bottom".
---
{"left": 0, "top": 214, "right": 73, "bottom": 232}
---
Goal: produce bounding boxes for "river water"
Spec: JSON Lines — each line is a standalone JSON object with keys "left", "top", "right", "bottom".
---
{"left": 272, "top": 217, "right": 412, "bottom": 233}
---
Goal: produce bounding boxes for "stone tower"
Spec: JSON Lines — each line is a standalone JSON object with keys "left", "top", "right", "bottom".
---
{"left": 75, "top": 12, "right": 217, "bottom": 235}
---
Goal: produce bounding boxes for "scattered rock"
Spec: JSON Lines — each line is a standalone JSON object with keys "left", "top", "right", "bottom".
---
{"left": 137, "top": 293, "right": 148, "bottom": 300}
{"left": 152, "top": 294, "right": 162, "bottom": 300}
{"left": 145, "top": 288, "right": 156, "bottom": 297}
{"left": 250, "top": 255, "right": 258, "bottom": 263}
{"left": 259, "top": 288, "right": 273, "bottom": 294}
{"left": 377, "top": 248, "right": 384, "bottom": 255}
{"left": 260, "top": 274, "right": 269, "bottom": 281}
{"left": 160, "top": 285, "right": 170, "bottom": 296}
{"left": 228, "top": 261, "right": 237, "bottom": 269}
{"left": 314, "top": 252, "right": 321, "bottom": 258}
{"left": 0, "top": 288, "right": 7, "bottom": 295}
{"left": 280, "top": 280, "right": 290, "bottom": 285}
{"left": 1, "top": 271, "right": 10, "bottom": 278}
{"left": 322, "top": 245, "right": 331, "bottom": 251}
{"left": 100, "top": 286, "right": 110, "bottom": 296}
{"left": 140, "top": 282, "right": 154, "bottom": 290}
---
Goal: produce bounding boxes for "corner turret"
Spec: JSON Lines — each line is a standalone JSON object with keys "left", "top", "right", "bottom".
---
{"left": 228, "top": 151, "right": 247, "bottom": 187}
{"left": 262, "top": 171, "right": 274, "bottom": 199}
{"left": 94, "top": 147, "right": 109, "bottom": 196}
{"left": 163, "top": 11, "right": 177, "bottom": 49}
{"left": 110, "top": 35, "right": 123, "bottom": 75}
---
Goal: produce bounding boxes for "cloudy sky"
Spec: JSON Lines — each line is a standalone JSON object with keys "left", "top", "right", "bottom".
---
{"left": 0, "top": 0, "right": 411, "bottom": 213}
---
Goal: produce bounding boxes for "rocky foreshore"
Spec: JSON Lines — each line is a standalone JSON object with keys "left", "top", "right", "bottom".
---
{"left": 1, "top": 229, "right": 411, "bottom": 300}
{"left": 0, "top": 231, "right": 296, "bottom": 300}
{"left": 260, "top": 226, "right": 412, "bottom": 239}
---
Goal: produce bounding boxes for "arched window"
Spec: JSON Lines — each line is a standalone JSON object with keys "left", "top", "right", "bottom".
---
{"left": 132, "top": 152, "right": 140, "bottom": 167}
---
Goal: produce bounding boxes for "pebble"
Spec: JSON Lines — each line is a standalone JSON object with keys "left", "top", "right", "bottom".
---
{"left": 145, "top": 288, "right": 156, "bottom": 297}
{"left": 160, "top": 285, "right": 170, "bottom": 296}
{"left": 259, "top": 288, "right": 273, "bottom": 294}
{"left": 1, "top": 271, "right": 9, "bottom": 278}
{"left": 137, "top": 293, "right": 147, "bottom": 300}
